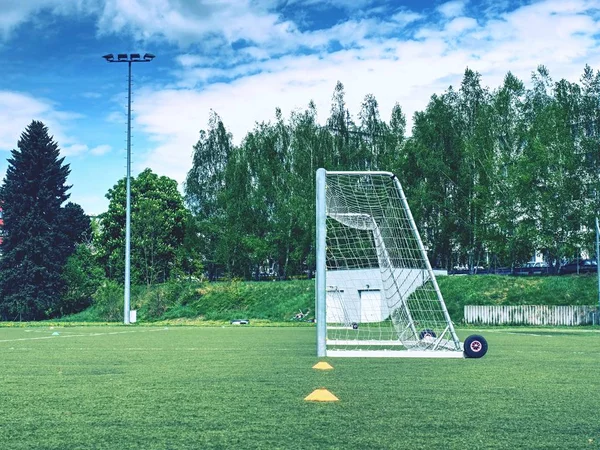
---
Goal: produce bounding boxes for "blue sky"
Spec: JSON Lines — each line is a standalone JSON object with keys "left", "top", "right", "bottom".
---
{"left": 0, "top": 0, "right": 599, "bottom": 214}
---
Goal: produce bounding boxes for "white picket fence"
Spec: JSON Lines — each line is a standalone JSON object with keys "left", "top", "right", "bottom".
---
{"left": 464, "top": 305, "right": 598, "bottom": 326}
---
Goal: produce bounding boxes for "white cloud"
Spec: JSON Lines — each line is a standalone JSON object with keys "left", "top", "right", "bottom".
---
{"left": 171, "top": 14, "right": 423, "bottom": 89}
{"left": 437, "top": 0, "right": 468, "bottom": 18}
{"left": 3, "top": 0, "right": 600, "bottom": 212}
{"left": 0, "top": 0, "right": 59, "bottom": 39}
{"left": 0, "top": 0, "right": 95, "bottom": 40}
{"left": 90, "top": 144, "right": 112, "bottom": 156}
{"left": 0, "top": 91, "right": 72, "bottom": 151}
{"left": 95, "top": 0, "right": 298, "bottom": 49}
{"left": 445, "top": 16, "right": 479, "bottom": 34}
{"left": 0, "top": 91, "right": 112, "bottom": 159}
{"left": 175, "top": 54, "right": 212, "bottom": 68}
{"left": 391, "top": 10, "right": 424, "bottom": 26}
{"left": 276, "top": 0, "right": 373, "bottom": 8}
{"left": 127, "top": 0, "right": 600, "bottom": 190}
{"left": 132, "top": 46, "right": 463, "bottom": 181}
{"left": 62, "top": 143, "right": 113, "bottom": 157}
{"left": 93, "top": 1, "right": 419, "bottom": 65}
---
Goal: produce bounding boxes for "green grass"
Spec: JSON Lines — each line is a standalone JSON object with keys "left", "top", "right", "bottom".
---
{"left": 0, "top": 325, "right": 599, "bottom": 449}
{"left": 70, "top": 274, "right": 600, "bottom": 324}
{"left": 439, "top": 274, "right": 598, "bottom": 308}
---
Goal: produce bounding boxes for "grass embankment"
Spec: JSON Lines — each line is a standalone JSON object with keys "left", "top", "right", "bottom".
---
{"left": 63, "top": 274, "right": 600, "bottom": 324}
{"left": 65, "top": 279, "right": 316, "bottom": 324}
{"left": 437, "top": 275, "right": 598, "bottom": 320}
{"left": 0, "top": 326, "right": 598, "bottom": 449}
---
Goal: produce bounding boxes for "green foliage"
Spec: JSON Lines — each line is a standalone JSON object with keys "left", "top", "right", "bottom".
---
{"left": 0, "top": 121, "right": 85, "bottom": 320}
{"left": 90, "top": 280, "right": 123, "bottom": 321}
{"left": 96, "top": 168, "right": 195, "bottom": 285}
{"left": 185, "top": 84, "right": 407, "bottom": 279}
{"left": 61, "top": 202, "right": 92, "bottom": 250}
{"left": 126, "top": 279, "right": 314, "bottom": 322}
{"left": 184, "top": 111, "right": 232, "bottom": 280}
{"left": 132, "top": 281, "right": 198, "bottom": 320}
{"left": 183, "top": 65, "right": 600, "bottom": 277}
{"left": 166, "top": 212, "right": 205, "bottom": 283}
{"left": 438, "top": 275, "right": 599, "bottom": 320}
{"left": 59, "top": 245, "right": 105, "bottom": 316}
{"left": 0, "top": 326, "right": 598, "bottom": 449}
{"left": 74, "top": 275, "right": 599, "bottom": 324}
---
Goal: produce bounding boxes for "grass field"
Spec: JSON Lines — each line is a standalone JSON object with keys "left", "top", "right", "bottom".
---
{"left": 0, "top": 325, "right": 599, "bottom": 449}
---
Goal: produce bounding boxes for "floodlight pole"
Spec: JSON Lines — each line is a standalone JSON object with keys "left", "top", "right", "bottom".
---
{"left": 103, "top": 53, "right": 155, "bottom": 324}
{"left": 596, "top": 216, "right": 600, "bottom": 325}
{"left": 124, "top": 60, "right": 132, "bottom": 326}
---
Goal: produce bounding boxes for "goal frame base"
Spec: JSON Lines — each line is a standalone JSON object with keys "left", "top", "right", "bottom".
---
{"left": 326, "top": 350, "right": 465, "bottom": 358}
{"left": 326, "top": 338, "right": 460, "bottom": 351}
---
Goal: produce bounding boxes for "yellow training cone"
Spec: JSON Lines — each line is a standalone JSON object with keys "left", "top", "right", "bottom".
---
{"left": 304, "top": 388, "right": 339, "bottom": 402}
{"left": 312, "top": 362, "right": 333, "bottom": 370}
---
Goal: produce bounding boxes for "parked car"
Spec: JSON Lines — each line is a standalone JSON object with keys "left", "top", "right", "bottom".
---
{"left": 449, "top": 265, "right": 487, "bottom": 275}
{"left": 448, "top": 265, "right": 512, "bottom": 275}
{"left": 559, "top": 259, "right": 598, "bottom": 275}
{"left": 512, "top": 261, "right": 550, "bottom": 276}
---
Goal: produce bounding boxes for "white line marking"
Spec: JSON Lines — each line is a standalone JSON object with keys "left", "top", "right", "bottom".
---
{"left": 0, "top": 328, "right": 168, "bottom": 343}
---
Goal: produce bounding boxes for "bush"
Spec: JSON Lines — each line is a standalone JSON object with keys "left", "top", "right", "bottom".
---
{"left": 59, "top": 245, "right": 105, "bottom": 317}
{"left": 133, "top": 282, "right": 198, "bottom": 321}
{"left": 92, "top": 280, "right": 124, "bottom": 321}
{"left": 106, "top": 279, "right": 315, "bottom": 323}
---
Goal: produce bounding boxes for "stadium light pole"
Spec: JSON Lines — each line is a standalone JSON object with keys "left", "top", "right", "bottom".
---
{"left": 596, "top": 217, "right": 600, "bottom": 322}
{"left": 102, "top": 52, "right": 155, "bottom": 324}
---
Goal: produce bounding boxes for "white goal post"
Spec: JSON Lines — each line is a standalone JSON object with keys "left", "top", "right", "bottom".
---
{"left": 316, "top": 169, "right": 482, "bottom": 358}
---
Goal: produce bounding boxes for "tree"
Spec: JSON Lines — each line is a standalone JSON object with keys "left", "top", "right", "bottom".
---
{"left": 61, "top": 202, "right": 92, "bottom": 248}
{"left": 386, "top": 103, "right": 406, "bottom": 171}
{"left": 185, "top": 110, "right": 232, "bottom": 217}
{"left": 358, "top": 94, "right": 382, "bottom": 169}
{"left": 60, "top": 244, "right": 105, "bottom": 316}
{"left": 0, "top": 121, "right": 78, "bottom": 320}
{"left": 487, "top": 71, "right": 527, "bottom": 265}
{"left": 175, "top": 67, "right": 600, "bottom": 276}
{"left": 402, "top": 91, "right": 464, "bottom": 269}
{"left": 328, "top": 81, "right": 356, "bottom": 168}
{"left": 96, "top": 169, "right": 191, "bottom": 286}
{"left": 456, "top": 68, "right": 494, "bottom": 270}
{"left": 172, "top": 214, "right": 205, "bottom": 281}
{"left": 239, "top": 116, "right": 289, "bottom": 278}
{"left": 579, "top": 65, "right": 600, "bottom": 243}
{"left": 184, "top": 111, "right": 233, "bottom": 280}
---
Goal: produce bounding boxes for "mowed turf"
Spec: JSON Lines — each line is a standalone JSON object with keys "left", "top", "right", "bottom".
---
{"left": 0, "top": 326, "right": 599, "bottom": 449}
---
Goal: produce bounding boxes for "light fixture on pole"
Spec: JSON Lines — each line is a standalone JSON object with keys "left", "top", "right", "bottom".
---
{"left": 102, "top": 52, "right": 155, "bottom": 324}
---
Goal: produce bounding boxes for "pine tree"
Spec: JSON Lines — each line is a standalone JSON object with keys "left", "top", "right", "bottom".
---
{"left": 0, "top": 121, "right": 73, "bottom": 320}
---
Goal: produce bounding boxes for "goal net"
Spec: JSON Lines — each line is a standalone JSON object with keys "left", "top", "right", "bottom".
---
{"left": 315, "top": 169, "right": 463, "bottom": 358}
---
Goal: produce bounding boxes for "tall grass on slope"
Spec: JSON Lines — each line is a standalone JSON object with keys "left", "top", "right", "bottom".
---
{"left": 64, "top": 275, "right": 599, "bottom": 323}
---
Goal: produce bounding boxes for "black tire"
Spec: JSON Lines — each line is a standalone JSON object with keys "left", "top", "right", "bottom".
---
{"left": 352, "top": 322, "right": 359, "bottom": 330}
{"left": 463, "top": 334, "right": 488, "bottom": 358}
{"left": 419, "top": 329, "right": 436, "bottom": 339}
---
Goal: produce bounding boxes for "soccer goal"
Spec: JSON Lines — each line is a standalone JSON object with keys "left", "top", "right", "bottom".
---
{"left": 315, "top": 169, "right": 487, "bottom": 358}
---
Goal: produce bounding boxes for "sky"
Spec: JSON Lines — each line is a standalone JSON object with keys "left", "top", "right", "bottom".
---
{"left": 0, "top": 0, "right": 599, "bottom": 215}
